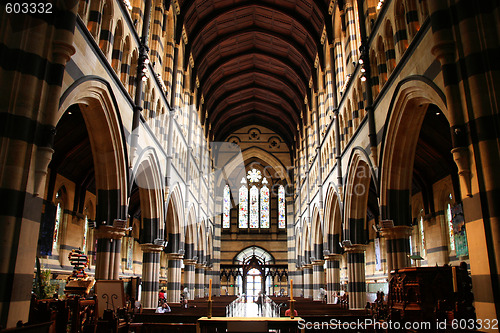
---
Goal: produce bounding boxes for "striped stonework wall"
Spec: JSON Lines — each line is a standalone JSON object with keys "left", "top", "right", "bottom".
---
{"left": 428, "top": 0, "right": 500, "bottom": 323}
{"left": 166, "top": 253, "right": 183, "bottom": 303}
{"left": 141, "top": 244, "right": 163, "bottom": 308}
{"left": 394, "top": 0, "right": 409, "bottom": 56}
{"left": 293, "top": 267, "right": 303, "bottom": 298}
{"left": 195, "top": 263, "right": 206, "bottom": 298}
{"left": 0, "top": 2, "right": 78, "bottom": 327}
{"left": 334, "top": 38, "right": 345, "bottom": 94}
{"left": 312, "top": 260, "right": 325, "bottom": 301}
{"left": 131, "top": 0, "right": 145, "bottom": 36}
{"left": 95, "top": 226, "right": 127, "bottom": 280}
{"left": 183, "top": 259, "right": 196, "bottom": 300}
{"left": 404, "top": 0, "right": 420, "bottom": 41}
{"left": 325, "top": 254, "right": 342, "bottom": 304}
{"left": 212, "top": 218, "right": 222, "bottom": 296}
{"left": 302, "top": 264, "right": 313, "bottom": 299}
{"left": 149, "top": 1, "right": 165, "bottom": 71}
{"left": 346, "top": 244, "right": 367, "bottom": 309}
{"left": 344, "top": 0, "right": 360, "bottom": 68}
{"left": 380, "top": 226, "right": 411, "bottom": 278}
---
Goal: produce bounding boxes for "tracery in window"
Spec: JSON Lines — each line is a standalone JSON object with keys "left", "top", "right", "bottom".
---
{"left": 247, "top": 169, "right": 262, "bottom": 183}
{"left": 260, "top": 181, "right": 269, "bottom": 228}
{"left": 223, "top": 184, "right": 231, "bottom": 228}
{"left": 249, "top": 185, "right": 259, "bottom": 228}
{"left": 278, "top": 185, "right": 286, "bottom": 228}
{"left": 239, "top": 178, "right": 248, "bottom": 228}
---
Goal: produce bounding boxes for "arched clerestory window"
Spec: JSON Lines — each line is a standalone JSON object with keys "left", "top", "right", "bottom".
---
{"left": 445, "top": 193, "right": 456, "bottom": 252}
{"left": 53, "top": 189, "right": 65, "bottom": 252}
{"left": 239, "top": 178, "right": 248, "bottom": 228}
{"left": 278, "top": 185, "right": 286, "bottom": 229}
{"left": 260, "top": 181, "right": 270, "bottom": 228}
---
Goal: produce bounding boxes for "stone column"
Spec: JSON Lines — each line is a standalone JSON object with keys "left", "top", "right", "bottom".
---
{"left": 380, "top": 226, "right": 412, "bottom": 278}
{"left": 312, "top": 260, "right": 325, "bottom": 301}
{"left": 302, "top": 264, "right": 313, "bottom": 299}
{"left": 345, "top": 244, "right": 367, "bottom": 309}
{"left": 325, "top": 254, "right": 342, "bottom": 304}
{"left": 292, "top": 267, "right": 303, "bottom": 297}
{"left": 183, "top": 259, "right": 196, "bottom": 300}
{"left": 95, "top": 226, "right": 128, "bottom": 280}
{"left": 195, "top": 263, "right": 206, "bottom": 298}
{"left": 166, "top": 253, "right": 183, "bottom": 303}
{"left": 205, "top": 266, "right": 213, "bottom": 298}
{"left": 140, "top": 244, "right": 163, "bottom": 309}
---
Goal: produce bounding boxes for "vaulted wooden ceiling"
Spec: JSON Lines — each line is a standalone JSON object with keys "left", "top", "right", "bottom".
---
{"left": 177, "top": 0, "right": 332, "bottom": 146}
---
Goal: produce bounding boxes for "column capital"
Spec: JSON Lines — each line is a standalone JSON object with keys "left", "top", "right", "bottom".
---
{"left": 303, "top": 264, "right": 313, "bottom": 270}
{"left": 95, "top": 225, "right": 127, "bottom": 239}
{"left": 183, "top": 259, "right": 197, "bottom": 265}
{"left": 312, "top": 260, "right": 325, "bottom": 266}
{"left": 380, "top": 225, "right": 412, "bottom": 239}
{"left": 431, "top": 41, "right": 456, "bottom": 64}
{"left": 324, "top": 254, "right": 343, "bottom": 261}
{"left": 196, "top": 263, "right": 206, "bottom": 269}
{"left": 165, "top": 252, "right": 184, "bottom": 260}
{"left": 344, "top": 244, "right": 368, "bottom": 253}
{"left": 140, "top": 243, "right": 164, "bottom": 253}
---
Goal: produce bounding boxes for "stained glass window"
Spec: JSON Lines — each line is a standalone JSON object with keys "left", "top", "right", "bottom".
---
{"left": 249, "top": 185, "right": 259, "bottom": 228}
{"left": 260, "top": 184, "right": 269, "bottom": 228}
{"left": 83, "top": 214, "right": 88, "bottom": 254}
{"left": 239, "top": 185, "right": 248, "bottom": 228}
{"left": 419, "top": 215, "right": 426, "bottom": 258}
{"left": 223, "top": 185, "right": 231, "bottom": 228}
{"left": 53, "top": 200, "right": 63, "bottom": 251}
{"left": 446, "top": 195, "right": 456, "bottom": 251}
{"left": 126, "top": 237, "right": 134, "bottom": 270}
{"left": 278, "top": 185, "right": 286, "bottom": 228}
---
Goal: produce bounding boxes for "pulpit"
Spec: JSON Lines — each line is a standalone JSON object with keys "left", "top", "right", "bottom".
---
{"left": 388, "top": 266, "right": 474, "bottom": 323}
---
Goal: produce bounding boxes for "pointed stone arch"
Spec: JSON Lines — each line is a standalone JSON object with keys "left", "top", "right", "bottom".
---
{"left": 165, "top": 184, "right": 184, "bottom": 253}
{"left": 59, "top": 78, "right": 129, "bottom": 227}
{"left": 311, "top": 205, "right": 324, "bottom": 260}
{"left": 343, "top": 148, "right": 376, "bottom": 244}
{"left": 379, "top": 77, "right": 447, "bottom": 226}
{"left": 323, "top": 184, "right": 342, "bottom": 254}
{"left": 132, "top": 148, "right": 165, "bottom": 244}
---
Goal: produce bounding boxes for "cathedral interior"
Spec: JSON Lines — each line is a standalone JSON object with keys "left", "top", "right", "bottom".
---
{"left": 0, "top": 0, "right": 499, "bottom": 331}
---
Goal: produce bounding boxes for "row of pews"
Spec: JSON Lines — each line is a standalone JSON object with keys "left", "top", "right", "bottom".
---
{"left": 129, "top": 296, "right": 236, "bottom": 333}
{"left": 271, "top": 296, "right": 373, "bottom": 332}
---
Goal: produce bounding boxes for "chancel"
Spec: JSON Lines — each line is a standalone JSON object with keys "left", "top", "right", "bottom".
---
{"left": 0, "top": 0, "right": 499, "bottom": 332}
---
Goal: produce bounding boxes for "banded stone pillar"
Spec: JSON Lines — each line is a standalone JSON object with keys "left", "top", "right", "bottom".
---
{"left": 345, "top": 244, "right": 367, "bottom": 309}
{"left": 302, "top": 264, "right": 313, "bottom": 299}
{"left": 95, "top": 226, "right": 127, "bottom": 280}
{"left": 293, "top": 267, "right": 303, "bottom": 297}
{"left": 0, "top": 2, "right": 78, "bottom": 327}
{"left": 195, "top": 263, "right": 206, "bottom": 298}
{"left": 205, "top": 266, "right": 212, "bottom": 298}
{"left": 140, "top": 244, "right": 163, "bottom": 309}
{"left": 312, "top": 260, "right": 325, "bottom": 301}
{"left": 166, "top": 253, "right": 183, "bottom": 303}
{"left": 381, "top": 226, "right": 411, "bottom": 277}
{"left": 183, "top": 259, "right": 196, "bottom": 300}
{"left": 325, "top": 254, "right": 342, "bottom": 304}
